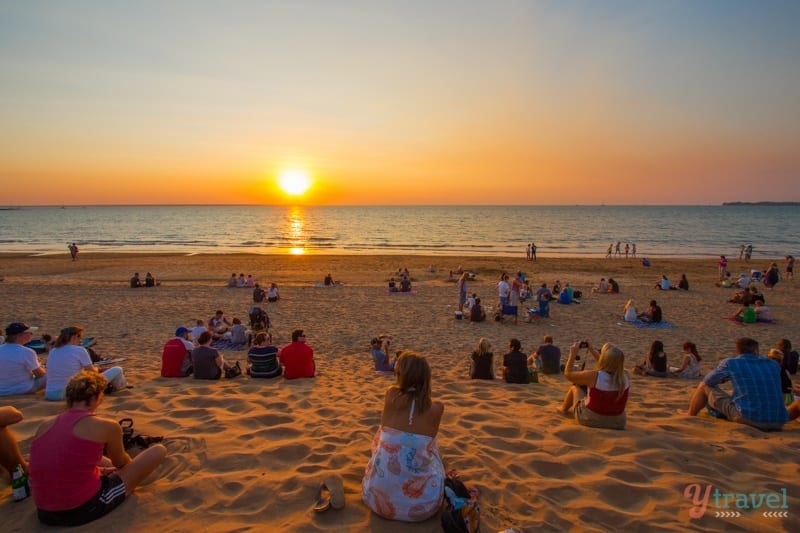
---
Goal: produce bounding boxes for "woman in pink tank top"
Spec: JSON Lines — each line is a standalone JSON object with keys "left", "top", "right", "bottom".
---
{"left": 29, "top": 370, "right": 167, "bottom": 527}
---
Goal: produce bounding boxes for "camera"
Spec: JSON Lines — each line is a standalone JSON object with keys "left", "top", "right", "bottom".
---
{"left": 579, "top": 340, "right": 589, "bottom": 349}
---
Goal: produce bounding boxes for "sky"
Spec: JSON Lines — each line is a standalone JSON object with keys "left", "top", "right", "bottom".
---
{"left": 1, "top": 1, "right": 799, "bottom": 206}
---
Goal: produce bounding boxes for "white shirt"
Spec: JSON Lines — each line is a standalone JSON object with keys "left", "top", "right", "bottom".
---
{"left": 191, "top": 326, "right": 207, "bottom": 341}
{"left": 45, "top": 344, "right": 93, "bottom": 397}
{"left": 660, "top": 278, "right": 670, "bottom": 290}
{"left": 498, "top": 280, "right": 510, "bottom": 297}
{"left": 0, "top": 343, "right": 41, "bottom": 395}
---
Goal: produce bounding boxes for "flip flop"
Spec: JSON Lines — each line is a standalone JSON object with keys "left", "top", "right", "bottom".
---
{"left": 324, "top": 475, "right": 345, "bottom": 510}
{"left": 313, "top": 483, "right": 331, "bottom": 512}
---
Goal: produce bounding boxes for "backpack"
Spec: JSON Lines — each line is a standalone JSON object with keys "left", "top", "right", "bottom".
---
{"left": 248, "top": 306, "right": 270, "bottom": 330}
{"left": 441, "top": 475, "right": 480, "bottom": 533}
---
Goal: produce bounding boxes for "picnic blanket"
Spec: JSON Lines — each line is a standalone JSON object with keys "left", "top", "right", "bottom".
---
{"left": 386, "top": 289, "right": 417, "bottom": 295}
{"left": 724, "top": 317, "right": 777, "bottom": 326}
{"left": 626, "top": 320, "right": 676, "bottom": 329}
{"left": 211, "top": 340, "right": 248, "bottom": 350}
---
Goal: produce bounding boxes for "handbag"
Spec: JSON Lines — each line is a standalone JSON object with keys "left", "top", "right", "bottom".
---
{"left": 225, "top": 361, "right": 242, "bottom": 378}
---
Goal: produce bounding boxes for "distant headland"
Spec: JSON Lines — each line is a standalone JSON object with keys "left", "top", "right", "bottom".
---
{"left": 722, "top": 201, "right": 800, "bottom": 206}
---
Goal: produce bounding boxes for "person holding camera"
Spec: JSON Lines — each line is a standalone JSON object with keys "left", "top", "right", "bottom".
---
{"left": 370, "top": 335, "right": 396, "bottom": 372}
{"left": 557, "top": 340, "right": 630, "bottom": 430}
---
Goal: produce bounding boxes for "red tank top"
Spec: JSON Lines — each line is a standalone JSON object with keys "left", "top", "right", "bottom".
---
{"left": 29, "top": 410, "right": 103, "bottom": 511}
{"left": 585, "top": 371, "right": 630, "bottom": 416}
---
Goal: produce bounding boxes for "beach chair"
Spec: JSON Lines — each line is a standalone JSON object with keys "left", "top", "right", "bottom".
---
{"left": 750, "top": 270, "right": 763, "bottom": 282}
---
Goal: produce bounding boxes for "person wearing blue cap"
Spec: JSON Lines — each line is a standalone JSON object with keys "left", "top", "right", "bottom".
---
{"left": 161, "top": 327, "right": 194, "bottom": 377}
{"left": 0, "top": 323, "right": 47, "bottom": 396}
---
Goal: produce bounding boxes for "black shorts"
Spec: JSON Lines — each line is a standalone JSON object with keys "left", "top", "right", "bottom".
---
{"left": 38, "top": 474, "right": 126, "bottom": 527}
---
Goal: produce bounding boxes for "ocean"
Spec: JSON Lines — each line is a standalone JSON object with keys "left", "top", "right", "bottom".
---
{"left": 0, "top": 205, "right": 797, "bottom": 258}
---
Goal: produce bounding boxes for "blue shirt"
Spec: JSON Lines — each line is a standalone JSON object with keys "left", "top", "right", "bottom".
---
{"left": 703, "top": 353, "right": 788, "bottom": 425}
{"left": 371, "top": 348, "right": 393, "bottom": 372}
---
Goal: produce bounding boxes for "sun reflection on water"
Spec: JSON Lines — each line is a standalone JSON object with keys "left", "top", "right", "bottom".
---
{"left": 287, "top": 206, "right": 306, "bottom": 254}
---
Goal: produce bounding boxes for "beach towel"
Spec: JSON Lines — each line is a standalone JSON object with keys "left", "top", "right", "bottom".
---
{"left": 386, "top": 289, "right": 417, "bottom": 295}
{"left": 627, "top": 320, "right": 676, "bottom": 329}
{"left": 211, "top": 339, "right": 248, "bottom": 350}
{"left": 724, "top": 317, "right": 777, "bottom": 326}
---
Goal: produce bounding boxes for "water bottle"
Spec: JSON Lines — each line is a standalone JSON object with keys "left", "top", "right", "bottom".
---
{"left": 11, "top": 464, "right": 30, "bottom": 501}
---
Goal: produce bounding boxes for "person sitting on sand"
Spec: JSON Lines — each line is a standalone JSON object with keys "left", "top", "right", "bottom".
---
{"left": 637, "top": 300, "right": 662, "bottom": 323}
{"left": 735, "top": 272, "right": 751, "bottom": 289}
{"left": 715, "top": 271, "right": 733, "bottom": 288}
{"left": 161, "top": 327, "right": 194, "bottom": 378}
{"left": 469, "top": 338, "right": 494, "bottom": 380}
{"left": 558, "top": 341, "right": 630, "bottom": 430}
{"left": 362, "top": 351, "right": 445, "bottom": 522}
{"left": 766, "top": 349, "right": 793, "bottom": 405}
{"left": 227, "top": 273, "right": 237, "bottom": 288}
{"left": 0, "top": 405, "right": 28, "bottom": 488}
{"left": 608, "top": 278, "right": 620, "bottom": 293}
{"left": 592, "top": 278, "right": 608, "bottom": 293}
{"left": 245, "top": 274, "right": 255, "bottom": 288}
{"left": 279, "top": 329, "right": 315, "bottom": 379}
{"left": 130, "top": 272, "right": 142, "bottom": 288}
{"left": 192, "top": 331, "right": 235, "bottom": 380}
{"left": 370, "top": 335, "right": 396, "bottom": 372}
{"left": 623, "top": 299, "right": 637, "bottom": 323}
{"left": 190, "top": 319, "right": 207, "bottom": 342}
{"left": 267, "top": 282, "right": 280, "bottom": 302}
{"left": 324, "top": 273, "right": 334, "bottom": 286}
{"left": 753, "top": 301, "right": 773, "bottom": 322}
{"left": 387, "top": 277, "right": 398, "bottom": 292}
{"left": 730, "top": 303, "right": 757, "bottom": 323}
{"left": 469, "top": 297, "right": 486, "bottom": 322}
{"left": 654, "top": 275, "right": 671, "bottom": 290}
{"left": 399, "top": 275, "right": 412, "bottom": 292}
{"left": 0, "top": 322, "right": 46, "bottom": 396}
{"left": 252, "top": 283, "right": 266, "bottom": 303}
{"left": 503, "top": 338, "right": 529, "bottom": 384}
{"left": 686, "top": 337, "right": 800, "bottom": 430}
{"left": 677, "top": 274, "right": 689, "bottom": 291}
{"left": 236, "top": 273, "right": 246, "bottom": 288}
{"left": 228, "top": 317, "right": 250, "bottom": 346}
{"left": 670, "top": 341, "right": 702, "bottom": 379}
{"left": 633, "top": 340, "right": 668, "bottom": 377}
{"left": 778, "top": 339, "right": 798, "bottom": 375}
{"left": 763, "top": 262, "right": 781, "bottom": 289}
{"left": 45, "top": 326, "right": 127, "bottom": 401}
{"left": 208, "top": 310, "right": 232, "bottom": 335}
{"left": 29, "top": 371, "right": 167, "bottom": 527}
{"left": 247, "top": 332, "right": 282, "bottom": 379}
{"left": 528, "top": 335, "right": 561, "bottom": 375}
{"left": 144, "top": 272, "right": 159, "bottom": 287}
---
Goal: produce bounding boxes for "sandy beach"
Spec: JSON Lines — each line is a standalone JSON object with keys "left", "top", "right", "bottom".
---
{"left": 1, "top": 252, "right": 798, "bottom": 532}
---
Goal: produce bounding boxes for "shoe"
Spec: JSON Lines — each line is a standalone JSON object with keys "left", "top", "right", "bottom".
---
{"left": 313, "top": 483, "right": 331, "bottom": 512}
{"left": 324, "top": 475, "right": 345, "bottom": 510}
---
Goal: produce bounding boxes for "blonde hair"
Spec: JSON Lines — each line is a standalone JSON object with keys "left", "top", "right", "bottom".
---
{"left": 624, "top": 299, "right": 635, "bottom": 312}
{"left": 394, "top": 351, "right": 432, "bottom": 415}
{"left": 597, "top": 343, "right": 627, "bottom": 400}
{"left": 476, "top": 338, "right": 491, "bottom": 356}
{"left": 65, "top": 370, "right": 107, "bottom": 407}
{"left": 767, "top": 348, "right": 783, "bottom": 363}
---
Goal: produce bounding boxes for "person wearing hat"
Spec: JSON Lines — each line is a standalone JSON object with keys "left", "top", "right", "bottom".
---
{"left": 0, "top": 323, "right": 46, "bottom": 396}
{"left": 161, "top": 327, "right": 194, "bottom": 378}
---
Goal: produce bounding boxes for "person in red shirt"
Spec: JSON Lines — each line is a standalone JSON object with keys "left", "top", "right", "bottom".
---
{"left": 279, "top": 329, "right": 315, "bottom": 379}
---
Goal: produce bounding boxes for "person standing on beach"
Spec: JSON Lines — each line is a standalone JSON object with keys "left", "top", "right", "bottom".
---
{"left": 606, "top": 243, "right": 613, "bottom": 259}
{"left": 279, "top": 329, "right": 315, "bottom": 379}
{"left": 686, "top": 337, "right": 800, "bottom": 430}
{"left": 497, "top": 274, "right": 510, "bottom": 306}
{"left": 457, "top": 272, "right": 468, "bottom": 312}
{"left": 531, "top": 242, "right": 537, "bottom": 261}
{"left": 739, "top": 244, "right": 745, "bottom": 260}
{"left": 744, "top": 244, "right": 753, "bottom": 261}
{"left": 526, "top": 243, "right": 531, "bottom": 261}
{"left": 786, "top": 255, "right": 795, "bottom": 280}
{"left": 68, "top": 242, "right": 79, "bottom": 261}
{"left": 624, "top": 243, "right": 630, "bottom": 259}
{"left": 632, "top": 243, "right": 637, "bottom": 257}
{"left": 614, "top": 241, "right": 621, "bottom": 258}
{"left": 718, "top": 255, "right": 728, "bottom": 281}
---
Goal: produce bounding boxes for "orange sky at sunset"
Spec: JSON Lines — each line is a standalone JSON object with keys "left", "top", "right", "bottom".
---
{"left": 1, "top": 2, "right": 799, "bottom": 206}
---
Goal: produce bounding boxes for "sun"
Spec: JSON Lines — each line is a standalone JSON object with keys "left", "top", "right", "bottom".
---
{"left": 278, "top": 169, "right": 312, "bottom": 196}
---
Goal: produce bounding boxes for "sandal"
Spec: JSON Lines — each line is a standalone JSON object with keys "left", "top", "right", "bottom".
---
{"left": 313, "top": 483, "right": 331, "bottom": 512}
{"left": 324, "top": 475, "right": 345, "bottom": 510}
